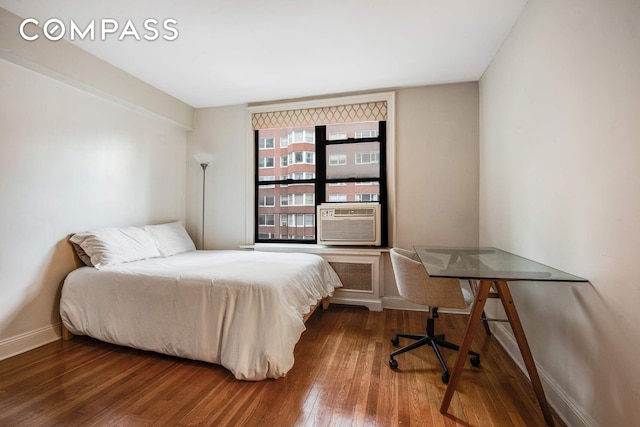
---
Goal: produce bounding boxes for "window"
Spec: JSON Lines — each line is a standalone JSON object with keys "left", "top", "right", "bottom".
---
{"left": 258, "top": 195, "right": 275, "bottom": 207}
{"left": 252, "top": 92, "right": 395, "bottom": 245}
{"left": 254, "top": 119, "right": 388, "bottom": 245}
{"left": 258, "top": 214, "right": 275, "bottom": 226}
{"left": 290, "top": 130, "right": 314, "bottom": 144}
{"left": 355, "top": 151, "right": 379, "bottom": 165}
{"left": 258, "top": 175, "right": 275, "bottom": 188}
{"left": 287, "top": 193, "right": 315, "bottom": 206}
{"left": 356, "top": 193, "right": 379, "bottom": 202}
{"left": 328, "top": 132, "right": 347, "bottom": 140}
{"left": 259, "top": 157, "right": 274, "bottom": 168}
{"left": 290, "top": 172, "right": 314, "bottom": 180}
{"left": 329, "top": 153, "right": 347, "bottom": 166}
{"left": 282, "top": 214, "right": 315, "bottom": 227}
{"left": 288, "top": 151, "right": 315, "bottom": 165}
{"left": 355, "top": 130, "right": 379, "bottom": 138}
{"left": 259, "top": 137, "right": 274, "bottom": 149}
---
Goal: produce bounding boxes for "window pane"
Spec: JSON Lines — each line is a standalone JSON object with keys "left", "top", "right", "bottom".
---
{"left": 326, "top": 141, "right": 380, "bottom": 180}
{"left": 258, "top": 127, "right": 315, "bottom": 185}
{"left": 257, "top": 183, "right": 315, "bottom": 241}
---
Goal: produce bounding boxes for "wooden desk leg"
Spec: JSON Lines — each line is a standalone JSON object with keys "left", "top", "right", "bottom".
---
{"left": 440, "top": 279, "right": 492, "bottom": 413}
{"left": 493, "top": 280, "right": 555, "bottom": 427}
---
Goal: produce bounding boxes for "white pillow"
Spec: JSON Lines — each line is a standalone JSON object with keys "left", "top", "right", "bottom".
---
{"left": 145, "top": 221, "right": 196, "bottom": 256}
{"left": 70, "top": 226, "right": 161, "bottom": 269}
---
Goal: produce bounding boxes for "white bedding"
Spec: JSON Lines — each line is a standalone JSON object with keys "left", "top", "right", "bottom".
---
{"left": 60, "top": 250, "right": 342, "bottom": 380}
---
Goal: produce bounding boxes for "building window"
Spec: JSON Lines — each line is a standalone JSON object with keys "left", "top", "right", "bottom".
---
{"left": 356, "top": 193, "right": 379, "bottom": 202}
{"left": 355, "top": 130, "right": 379, "bottom": 138}
{"left": 258, "top": 195, "right": 275, "bottom": 207}
{"left": 328, "top": 132, "right": 347, "bottom": 140}
{"left": 328, "top": 194, "right": 347, "bottom": 202}
{"left": 259, "top": 137, "right": 275, "bottom": 149}
{"left": 258, "top": 214, "right": 275, "bottom": 226}
{"left": 290, "top": 172, "right": 314, "bottom": 180}
{"left": 280, "top": 156, "right": 288, "bottom": 167}
{"left": 355, "top": 151, "right": 379, "bottom": 165}
{"left": 258, "top": 175, "right": 275, "bottom": 188}
{"left": 259, "top": 157, "right": 275, "bottom": 168}
{"left": 288, "top": 151, "right": 315, "bottom": 165}
{"left": 287, "top": 193, "right": 315, "bottom": 206}
{"left": 328, "top": 153, "right": 347, "bottom": 166}
{"left": 290, "top": 130, "right": 315, "bottom": 144}
{"left": 283, "top": 214, "right": 315, "bottom": 227}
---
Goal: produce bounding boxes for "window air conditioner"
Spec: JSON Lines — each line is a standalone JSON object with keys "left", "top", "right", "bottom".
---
{"left": 317, "top": 203, "right": 381, "bottom": 246}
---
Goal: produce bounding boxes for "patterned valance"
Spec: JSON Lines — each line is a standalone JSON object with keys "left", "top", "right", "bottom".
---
{"left": 251, "top": 101, "right": 387, "bottom": 130}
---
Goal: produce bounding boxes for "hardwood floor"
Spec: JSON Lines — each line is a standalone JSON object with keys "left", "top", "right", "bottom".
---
{"left": 0, "top": 306, "right": 566, "bottom": 426}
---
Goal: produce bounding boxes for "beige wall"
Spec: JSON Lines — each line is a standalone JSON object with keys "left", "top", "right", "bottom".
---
{"left": 394, "top": 83, "right": 479, "bottom": 249}
{"left": 0, "top": 58, "right": 188, "bottom": 356}
{"left": 479, "top": 0, "right": 640, "bottom": 425}
{"left": 186, "top": 105, "right": 249, "bottom": 250}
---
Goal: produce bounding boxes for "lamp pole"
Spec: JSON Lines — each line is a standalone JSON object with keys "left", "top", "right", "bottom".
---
{"left": 200, "top": 161, "right": 209, "bottom": 249}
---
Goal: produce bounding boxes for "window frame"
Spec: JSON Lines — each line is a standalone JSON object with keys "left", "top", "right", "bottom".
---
{"left": 248, "top": 91, "right": 396, "bottom": 247}
{"left": 254, "top": 121, "right": 388, "bottom": 245}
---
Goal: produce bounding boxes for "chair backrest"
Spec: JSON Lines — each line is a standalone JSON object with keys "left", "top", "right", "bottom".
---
{"left": 390, "top": 247, "right": 467, "bottom": 309}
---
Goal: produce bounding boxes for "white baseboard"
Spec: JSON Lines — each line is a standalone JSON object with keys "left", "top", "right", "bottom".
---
{"left": 491, "top": 322, "right": 598, "bottom": 427}
{"left": 330, "top": 296, "right": 383, "bottom": 311}
{"left": 382, "top": 296, "right": 428, "bottom": 311}
{"left": 0, "top": 323, "right": 62, "bottom": 361}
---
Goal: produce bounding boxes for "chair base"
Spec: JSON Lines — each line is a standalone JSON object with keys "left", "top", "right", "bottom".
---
{"left": 389, "top": 332, "right": 480, "bottom": 384}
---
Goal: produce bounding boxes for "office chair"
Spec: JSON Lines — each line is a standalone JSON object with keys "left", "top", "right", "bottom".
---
{"left": 389, "top": 247, "right": 480, "bottom": 384}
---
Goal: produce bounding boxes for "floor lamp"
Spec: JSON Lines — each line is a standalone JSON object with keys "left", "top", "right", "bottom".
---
{"left": 193, "top": 153, "right": 214, "bottom": 250}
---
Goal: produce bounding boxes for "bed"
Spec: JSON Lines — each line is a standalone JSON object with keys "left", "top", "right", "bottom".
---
{"left": 60, "top": 222, "right": 342, "bottom": 380}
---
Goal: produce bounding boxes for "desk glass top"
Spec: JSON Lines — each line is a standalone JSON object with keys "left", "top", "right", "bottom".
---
{"left": 413, "top": 246, "right": 587, "bottom": 282}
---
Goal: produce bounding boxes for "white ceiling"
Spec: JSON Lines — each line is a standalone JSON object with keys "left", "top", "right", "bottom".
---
{"left": 0, "top": 0, "right": 527, "bottom": 108}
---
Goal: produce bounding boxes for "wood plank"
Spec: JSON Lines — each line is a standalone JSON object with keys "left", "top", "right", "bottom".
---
{"left": 0, "top": 306, "right": 566, "bottom": 427}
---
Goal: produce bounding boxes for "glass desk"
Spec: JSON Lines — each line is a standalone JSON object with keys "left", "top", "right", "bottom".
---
{"left": 414, "top": 246, "right": 587, "bottom": 427}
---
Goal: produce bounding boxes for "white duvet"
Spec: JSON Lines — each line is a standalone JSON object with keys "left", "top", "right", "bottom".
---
{"left": 60, "top": 250, "right": 342, "bottom": 380}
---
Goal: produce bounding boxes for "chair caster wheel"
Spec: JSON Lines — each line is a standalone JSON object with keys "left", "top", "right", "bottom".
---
{"left": 441, "top": 372, "right": 450, "bottom": 384}
{"left": 470, "top": 355, "right": 481, "bottom": 367}
{"left": 391, "top": 337, "right": 399, "bottom": 346}
{"left": 389, "top": 358, "right": 398, "bottom": 369}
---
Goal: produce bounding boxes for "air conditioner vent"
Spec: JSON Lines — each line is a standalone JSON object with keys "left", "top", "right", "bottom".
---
{"left": 334, "top": 208, "right": 376, "bottom": 216}
{"left": 317, "top": 203, "right": 381, "bottom": 246}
